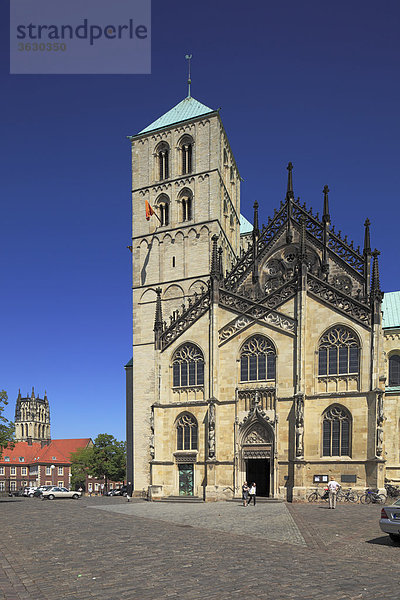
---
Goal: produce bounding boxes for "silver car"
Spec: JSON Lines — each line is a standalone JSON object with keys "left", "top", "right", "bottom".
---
{"left": 379, "top": 498, "right": 400, "bottom": 542}
{"left": 41, "top": 486, "right": 81, "bottom": 500}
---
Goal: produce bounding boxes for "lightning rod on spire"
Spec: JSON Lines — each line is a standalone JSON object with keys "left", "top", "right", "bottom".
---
{"left": 185, "top": 54, "right": 192, "bottom": 98}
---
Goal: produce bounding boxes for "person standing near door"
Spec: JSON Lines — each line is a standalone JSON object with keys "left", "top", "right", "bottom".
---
{"left": 248, "top": 482, "right": 256, "bottom": 505}
{"left": 242, "top": 481, "right": 249, "bottom": 507}
{"left": 328, "top": 476, "right": 340, "bottom": 509}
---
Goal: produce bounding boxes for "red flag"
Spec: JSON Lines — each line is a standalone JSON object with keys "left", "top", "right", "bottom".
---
{"left": 145, "top": 200, "right": 155, "bottom": 221}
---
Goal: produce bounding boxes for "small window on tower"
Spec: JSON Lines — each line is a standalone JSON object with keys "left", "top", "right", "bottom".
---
{"left": 172, "top": 256, "right": 176, "bottom": 268}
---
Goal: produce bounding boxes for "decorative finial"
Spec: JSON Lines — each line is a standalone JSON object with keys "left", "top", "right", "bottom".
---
{"left": 218, "top": 246, "right": 223, "bottom": 278}
{"left": 299, "top": 216, "right": 307, "bottom": 262}
{"left": 322, "top": 185, "right": 330, "bottom": 224}
{"left": 211, "top": 234, "right": 219, "bottom": 278}
{"left": 286, "top": 162, "right": 294, "bottom": 200}
{"left": 185, "top": 54, "right": 192, "bottom": 98}
{"left": 253, "top": 201, "right": 259, "bottom": 237}
{"left": 371, "top": 249, "right": 383, "bottom": 302}
{"left": 363, "top": 218, "right": 371, "bottom": 255}
{"left": 154, "top": 287, "right": 163, "bottom": 334}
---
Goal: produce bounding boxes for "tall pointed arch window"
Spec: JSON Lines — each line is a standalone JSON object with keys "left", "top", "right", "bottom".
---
{"left": 318, "top": 327, "right": 360, "bottom": 376}
{"left": 176, "top": 414, "right": 198, "bottom": 450}
{"left": 179, "top": 135, "right": 193, "bottom": 175}
{"left": 322, "top": 405, "right": 351, "bottom": 456}
{"left": 156, "top": 194, "right": 170, "bottom": 226}
{"left": 156, "top": 142, "right": 170, "bottom": 180}
{"left": 240, "top": 335, "right": 276, "bottom": 382}
{"left": 172, "top": 343, "right": 204, "bottom": 388}
{"left": 389, "top": 355, "right": 400, "bottom": 386}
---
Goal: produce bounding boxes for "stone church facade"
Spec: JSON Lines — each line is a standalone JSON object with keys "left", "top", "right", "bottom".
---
{"left": 125, "top": 93, "right": 400, "bottom": 501}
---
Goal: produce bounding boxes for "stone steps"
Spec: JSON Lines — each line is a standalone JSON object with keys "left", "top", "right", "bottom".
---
{"left": 157, "top": 496, "right": 204, "bottom": 503}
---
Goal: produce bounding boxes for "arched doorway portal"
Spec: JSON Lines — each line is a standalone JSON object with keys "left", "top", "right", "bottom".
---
{"left": 239, "top": 412, "right": 275, "bottom": 497}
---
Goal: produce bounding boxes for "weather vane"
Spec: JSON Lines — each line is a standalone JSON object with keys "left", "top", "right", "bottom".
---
{"left": 185, "top": 54, "right": 192, "bottom": 97}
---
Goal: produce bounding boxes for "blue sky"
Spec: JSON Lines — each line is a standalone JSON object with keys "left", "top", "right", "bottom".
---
{"left": 1, "top": 0, "right": 399, "bottom": 440}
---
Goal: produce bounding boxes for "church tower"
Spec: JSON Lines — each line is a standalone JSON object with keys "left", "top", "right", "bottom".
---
{"left": 127, "top": 89, "right": 241, "bottom": 491}
{"left": 14, "top": 388, "right": 51, "bottom": 443}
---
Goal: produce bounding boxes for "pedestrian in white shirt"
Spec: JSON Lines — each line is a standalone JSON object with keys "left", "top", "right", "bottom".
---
{"left": 328, "top": 477, "right": 340, "bottom": 509}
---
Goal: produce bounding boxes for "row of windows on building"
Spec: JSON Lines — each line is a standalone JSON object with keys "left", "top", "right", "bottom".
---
{"left": 0, "top": 480, "right": 66, "bottom": 491}
{"left": 154, "top": 139, "right": 236, "bottom": 183}
{"left": 172, "top": 328, "right": 367, "bottom": 389}
{"left": 18, "top": 423, "right": 47, "bottom": 437}
{"left": 156, "top": 191, "right": 193, "bottom": 226}
{"left": 175, "top": 405, "right": 352, "bottom": 457}
{"left": 156, "top": 138, "right": 193, "bottom": 181}
{"left": 0, "top": 465, "right": 64, "bottom": 476}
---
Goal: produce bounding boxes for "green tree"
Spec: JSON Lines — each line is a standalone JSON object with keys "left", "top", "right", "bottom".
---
{"left": 0, "top": 391, "right": 15, "bottom": 459}
{"left": 70, "top": 434, "right": 126, "bottom": 491}
{"left": 70, "top": 446, "right": 93, "bottom": 490}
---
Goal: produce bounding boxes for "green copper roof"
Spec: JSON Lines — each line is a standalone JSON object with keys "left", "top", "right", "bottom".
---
{"left": 382, "top": 291, "right": 400, "bottom": 328}
{"left": 137, "top": 96, "right": 215, "bottom": 134}
{"left": 240, "top": 214, "right": 253, "bottom": 235}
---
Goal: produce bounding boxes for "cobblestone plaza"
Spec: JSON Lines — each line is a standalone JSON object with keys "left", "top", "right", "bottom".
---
{"left": 1, "top": 496, "right": 399, "bottom": 599}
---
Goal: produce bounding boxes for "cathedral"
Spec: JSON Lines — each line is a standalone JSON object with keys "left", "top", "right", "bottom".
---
{"left": 125, "top": 91, "right": 400, "bottom": 501}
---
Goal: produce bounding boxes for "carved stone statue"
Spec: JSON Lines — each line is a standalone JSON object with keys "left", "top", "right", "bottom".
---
{"left": 150, "top": 407, "right": 155, "bottom": 459}
{"left": 376, "top": 393, "right": 384, "bottom": 457}
{"left": 295, "top": 394, "right": 304, "bottom": 458}
{"left": 208, "top": 402, "right": 216, "bottom": 459}
{"left": 376, "top": 427, "right": 384, "bottom": 457}
{"left": 377, "top": 393, "right": 384, "bottom": 427}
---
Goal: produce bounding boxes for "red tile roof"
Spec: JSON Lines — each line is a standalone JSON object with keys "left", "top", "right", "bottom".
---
{"left": 0, "top": 439, "right": 91, "bottom": 465}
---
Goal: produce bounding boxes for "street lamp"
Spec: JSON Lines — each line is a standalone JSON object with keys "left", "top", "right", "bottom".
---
{"left": 50, "top": 464, "right": 55, "bottom": 486}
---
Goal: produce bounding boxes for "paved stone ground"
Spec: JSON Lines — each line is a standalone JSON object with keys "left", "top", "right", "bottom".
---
{"left": 0, "top": 496, "right": 399, "bottom": 600}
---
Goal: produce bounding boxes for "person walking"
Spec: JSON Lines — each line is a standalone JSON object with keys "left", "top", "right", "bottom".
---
{"left": 242, "top": 481, "right": 249, "bottom": 507}
{"left": 328, "top": 476, "right": 340, "bottom": 509}
{"left": 248, "top": 482, "right": 257, "bottom": 506}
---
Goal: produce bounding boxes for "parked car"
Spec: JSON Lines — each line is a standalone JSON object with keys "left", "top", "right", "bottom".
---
{"left": 23, "top": 486, "right": 38, "bottom": 498}
{"left": 111, "top": 486, "right": 127, "bottom": 497}
{"left": 41, "top": 486, "right": 82, "bottom": 500}
{"left": 380, "top": 498, "right": 400, "bottom": 542}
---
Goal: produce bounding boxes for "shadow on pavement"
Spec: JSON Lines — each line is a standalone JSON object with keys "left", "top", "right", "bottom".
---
{"left": 366, "top": 535, "right": 394, "bottom": 546}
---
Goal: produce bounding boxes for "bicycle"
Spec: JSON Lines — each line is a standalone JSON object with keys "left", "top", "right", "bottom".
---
{"left": 359, "top": 488, "right": 386, "bottom": 504}
{"left": 385, "top": 484, "right": 400, "bottom": 498}
{"left": 308, "top": 486, "right": 329, "bottom": 502}
{"left": 337, "top": 487, "right": 358, "bottom": 502}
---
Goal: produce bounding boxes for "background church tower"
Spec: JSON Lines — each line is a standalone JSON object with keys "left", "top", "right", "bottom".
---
{"left": 127, "top": 85, "right": 241, "bottom": 491}
{"left": 14, "top": 388, "right": 51, "bottom": 443}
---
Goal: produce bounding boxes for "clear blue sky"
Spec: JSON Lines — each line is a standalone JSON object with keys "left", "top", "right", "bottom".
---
{"left": 1, "top": 1, "right": 399, "bottom": 440}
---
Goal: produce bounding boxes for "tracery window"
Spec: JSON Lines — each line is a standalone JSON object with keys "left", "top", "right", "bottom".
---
{"left": 240, "top": 335, "right": 276, "bottom": 382}
{"left": 172, "top": 343, "right": 204, "bottom": 388}
{"left": 156, "top": 142, "right": 169, "bottom": 180}
{"left": 389, "top": 355, "right": 400, "bottom": 386}
{"left": 318, "top": 327, "right": 359, "bottom": 376}
{"left": 322, "top": 405, "right": 351, "bottom": 456}
{"left": 176, "top": 414, "right": 198, "bottom": 450}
